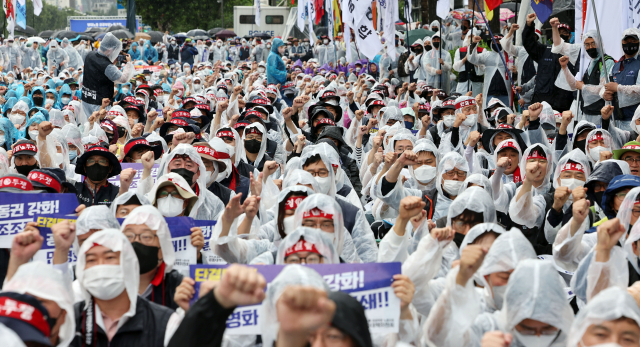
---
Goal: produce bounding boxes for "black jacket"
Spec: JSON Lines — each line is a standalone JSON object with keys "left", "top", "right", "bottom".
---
{"left": 74, "top": 180, "right": 119, "bottom": 207}
{"left": 146, "top": 269, "right": 184, "bottom": 311}
{"left": 207, "top": 181, "right": 234, "bottom": 206}
{"left": 72, "top": 296, "right": 174, "bottom": 347}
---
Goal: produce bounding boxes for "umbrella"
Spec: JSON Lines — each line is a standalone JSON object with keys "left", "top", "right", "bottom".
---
{"left": 251, "top": 32, "right": 272, "bottom": 39}
{"left": 449, "top": 8, "right": 475, "bottom": 21}
{"left": 110, "top": 29, "right": 134, "bottom": 39}
{"left": 216, "top": 29, "right": 237, "bottom": 39}
{"left": 38, "top": 30, "right": 54, "bottom": 38}
{"left": 75, "top": 34, "right": 94, "bottom": 42}
{"left": 27, "top": 37, "right": 45, "bottom": 45}
{"left": 147, "top": 31, "right": 164, "bottom": 43}
{"left": 173, "top": 32, "right": 188, "bottom": 38}
{"left": 85, "top": 27, "right": 104, "bottom": 34}
{"left": 406, "top": 29, "right": 435, "bottom": 45}
{"left": 94, "top": 33, "right": 106, "bottom": 40}
{"left": 208, "top": 28, "right": 224, "bottom": 36}
{"left": 134, "top": 32, "right": 151, "bottom": 41}
{"left": 15, "top": 25, "right": 36, "bottom": 36}
{"left": 187, "top": 29, "right": 208, "bottom": 37}
{"left": 106, "top": 24, "right": 127, "bottom": 32}
{"left": 52, "top": 30, "right": 80, "bottom": 40}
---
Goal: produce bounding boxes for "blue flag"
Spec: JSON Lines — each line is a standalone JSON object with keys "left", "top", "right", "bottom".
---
{"left": 531, "top": 0, "right": 554, "bottom": 23}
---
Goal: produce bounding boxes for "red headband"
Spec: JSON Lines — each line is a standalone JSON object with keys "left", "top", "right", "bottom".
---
{"left": 561, "top": 162, "right": 585, "bottom": 174}
{"left": 172, "top": 111, "right": 191, "bottom": 119}
{"left": 13, "top": 143, "right": 37, "bottom": 154}
{"left": 107, "top": 110, "right": 122, "bottom": 118}
{"left": 0, "top": 297, "right": 50, "bottom": 337}
{"left": 497, "top": 123, "right": 514, "bottom": 129}
{"left": 246, "top": 127, "right": 262, "bottom": 135}
{"left": 0, "top": 176, "right": 33, "bottom": 191}
{"left": 251, "top": 98, "right": 269, "bottom": 105}
{"left": 27, "top": 171, "right": 61, "bottom": 193}
{"left": 216, "top": 130, "right": 234, "bottom": 138}
{"left": 442, "top": 99, "right": 455, "bottom": 107}
{"left": 498, "top": 140, "right": 519, "bottom": 152}
{"left": 317, "top": 118, "right": 335, "bottom": 126}
{"left": 100, "top": 121, "right": 114, "bottom": 131}
{"left": 589, "top": 133, "right": 604, "bottom": 143}
{"left": 124, "top": 139, "right": 150, "bottom": 155}
{"left": 170, "top": 119, "right": 189, "bottom": 126}
{"left": 527, "top": 150, "right": 547, "bottom": 160}
{"left": 285, "top": 196, "right": 306, "bottom": 210}
{"left": 455, "top": 98, "right": 476, "bottom": 110}
{"left": 322, "top": 91, "right": 336, "bottom": 98}
{"left": 194, "top": 145, "right": 215, "bottom": 158}
{"left": 245, "top": 110, "right": 264, "bottom": 119}
{"left": 196, "top": 104, "right": 211, "bottom": 112}
{"left": 284, "top": 239, "right": 321, "bottom": 258}
{"left": 87, "top": 146, "right": 110, "bottom": 153}
{"left": 303, "top": 207, "right": 333, "bottom": 220}
{"left": 623, "top": 145, "right": 640, "bottom": 150}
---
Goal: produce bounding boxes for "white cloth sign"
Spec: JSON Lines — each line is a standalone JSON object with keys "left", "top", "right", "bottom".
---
{"left": 326, "top": 0, "right": 334, "bottom": 41}
{"left": 437, "top": 0, "right": 450, "bottom": 19}
{"left": 297, "top": 0, "right": 307, "bottom": 31}
{"left": 33, "top": 0, "right": 41, "bottom": 15}
{"left": 354, "top": 15, "right": 383, "bottom": 60}
{"left": 345, "top": 26, "right": 353, "bottom": 62}
{"left": 380, "top": 0, "right": 398, "bottom": 61}
{"left": 307, "top": 0, "right": 315, "bottom": 44}
{"left": 254, "top": 0, "right": 261, "bottom": 26}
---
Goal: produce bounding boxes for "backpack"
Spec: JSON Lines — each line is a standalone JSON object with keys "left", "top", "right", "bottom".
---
{"left": 397, "top": 51, "right": 410, "bottom": 78}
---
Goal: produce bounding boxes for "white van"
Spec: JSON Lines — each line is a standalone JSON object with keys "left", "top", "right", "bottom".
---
{"left": 233, "top": 5, "right": 291, "bottom": 38}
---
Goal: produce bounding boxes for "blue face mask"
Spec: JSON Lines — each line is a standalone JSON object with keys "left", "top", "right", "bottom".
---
{"left": 69, "top": 150, "right": 77, "bottom": 161}
{"left": 404, "top": 121, "right": 414, "bottom": 130}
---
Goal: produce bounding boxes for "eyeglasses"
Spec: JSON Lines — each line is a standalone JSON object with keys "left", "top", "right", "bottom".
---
{"left": 86, "top": 158, "right": 109, "bottom": 166}
{"left": 284, "top": 253, "right": 322, "bottom": 264}
{"left": 158, "top": 190, "right": 184, "bottom": 199}
{"left": 623, "top": 157, "right": 640, "bottom": 164}
{"left": 245, "top": 134, "right": 262, "bottom": 141}
{"left": 123, "top": 231, "right": 157, "bottom": 245}
{"left": 443, "top": 170, "right": 467, "bottom": 179}
{"left": 302, "top": 220, "right": 334, "bottom": 230}
{"left": 306, "top": 169, "right": 329, "bottom": 178}
{"left": 516, "top": 326, "right": 559, "bottom": 336}
{"left": 616, "top": 192, "right": 628, "bottom": 200}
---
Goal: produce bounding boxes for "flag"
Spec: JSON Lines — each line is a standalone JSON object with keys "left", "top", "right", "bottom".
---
{"left": 33, "top": 0, "right": 41, "bottom": 15}
{"left": 371, "top": 0, "right": 377, "bottom": 30}
{"left": 354, "top": 15, "right": 382, "bottom": 60}
{"left": 3, "top": 0, "right": 15, "bottom": 39}
{"left": 297, "top": 0, "right": 307, "bottom": 31}
{"left": 485, "top": 0, "right": 503, "bottom": 11}
{"left": 333, "top": 0, "right": 341, "bottom": 37}
{"left": 314, "top": 0, "right": 324, "bottom": 24}
{"left": 255, "top": 0, "right": 261, "bottom": 26}
{"left": 307, "top": 0, "right": 315, "bottom": 44}
{"left": 345, "top": 26, "right": 352, "bottom": 62}
{"left": 380, "top": 0, "right": 398, "bottom": 61}
{"left": 530, "top": 0, "right": 553, "bottom": 23}
{"left": 15, "top": 0, "right": 24, "bottom": 29}
{"left": 436, "top": 0, "right": 449, "bottom": 19}
{"left": 485, "top": 0, "right": 493, "bottom": 21}
{"left": 326, "top": 0, "right": 334, "bottom": 41}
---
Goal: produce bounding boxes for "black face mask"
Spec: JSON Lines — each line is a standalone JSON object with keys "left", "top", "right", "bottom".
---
{"left": 85, "top": 163, "right": 110, "bottom": 182}
{"left": 432, "top": 27, "right": 439, "bottom": 32}
{"left": 594, "top": 191, "right": 604, "bottom": 208}
{"left": 453, "top": 232, "right": 466, "bottom": 248}
{"left": 623, "top": 42, "right": 640, "bottom": 56}
{"left": 492, "top": 43, "right": 502, "bottom": 52}
{"left": 433, "top": 42, "right": 440, "bottom": 49}
{"left": 574, "top": 138, "right": 587, "bottom": 153}
{"left": 586, "top": 47, "right": 599, "bottom": 59}
{"left": 245, "top": 139, "right": 261, "bottom": 154}
{"left": 268, "top": 97, "right": 276, "bottom": 104}
{"left": 560, "top": 35, "right": 571, "bottom": 43}
{"left": 171, "top": 168, "right": 195, "bottom": 186}
{"left": 117, "top": 127, "right": 126, "bottom": 138}
{"left": 33, "top": 96, "right": 43, "bottom": 106}
{"left": 461, "top": 25, "right": 469, "bottom": 32}
{"left": 106, "top": 133, "right": 114, "bottom": 144}
{"left": 412, "top": 47, "right": 423, "bottom": 54}
{"left": 425, "top": 45, "right": 432, "bottom": 52}
{"left": 132, "top": 242, "right": 159, "bottom": 274}
{"left": 16, "top": 163, "right": 38, "bottom": 176}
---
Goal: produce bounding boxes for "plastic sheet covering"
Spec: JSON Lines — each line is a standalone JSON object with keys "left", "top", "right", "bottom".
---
{"left": 445, "top": 186, "right": 496, "bottom": 227}
{"left": 299, "top": 146, "right": 338, "bottom": 197}
{"left": 99, "top": 33, "right": 124, "bottom": 62}
{"left": 274, "top": 227, "right": 340, "bottom": 264}
{"left": 566, "top": 286, "right": 640, "bottom": 347}
{"left": 261, "top": 265, "right": 329, "bottom": 347}
{"left": 3, "top": 261, "right": 75, "bottom": 347}
{"left": 75, "top": 229, "right": 140, "bottom": 318}
{"left": 75, "top": 205, "right": 120, "bottom": 251}
{"left": 283, "top": 169, "right": 320, "bottom": 192}
{"left": 478, "top": 228, "right": 537, "bottom": 279}
{"left": 61, "top": 124, "right": 85, "bottom": 155}
{"left": 292, "top": 194, "right": 347, "bottom": 258}
{"left": 49, "top": 109, "right": 66, "bottom": 129}
{"left": 459, "top": 223, "right": 506, "bottom": 253}
{"left": 616, "top": 186, "right": 640, "bottom": 238}
{"left": 552, "top": 148, "right": 591, "bottom": 189}
{"left": 458, "top": 173, "right": 493, "bottom": 199}
{"left": 110, "top": 191, "right": 151, "bottom": 216}
{"left": 120, "top": 205, "right": 176, "bottom": 273}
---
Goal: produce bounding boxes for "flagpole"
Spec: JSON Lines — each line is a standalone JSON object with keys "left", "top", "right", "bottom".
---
{"left": 587, "top": 0, "right": 610, "bottom": 84}
{"left": 472, "top": 0, "right": 521, "bottom": 112}
{"left": 404, "top": 0, "right": 409, "bottom": 50}
{"left": 439, "top": 19, "right": 442, "bottom": 88}
{"left": 468, "top": 7, "right": 475, "bottom": 92}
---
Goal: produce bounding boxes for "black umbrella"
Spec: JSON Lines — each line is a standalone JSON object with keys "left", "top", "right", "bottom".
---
{"left": 106, "top": 24, "right": 127, "bottom": 32}
{"left": 187, "top": 29, "right": 208, "bottom": 37}
{"left": 51, "top": 30, "right": 80, "bottom": 40}
{"left": 251, "top": 32, "right": 271, "bottom": 39}
{"left": 85, "top": 27, "right": 104, "bottom": 34}
{"left": 216, "top": 29, "right": 237, "bottom": 39}
{"left": 15, "top": 25, "right": 36, "bottom": 36}
{"left": 147, "top": 31, "right": 164, "bottom": 44}
{"left": 208, "top": 28, "right": 224, "bottom": 36}
{"left": 109, "top": 29, "right": 134, "bottom": 39}
{"left": 75, "top": 34, "right": 94, "bottom": 42}
{"left": 38, "top": 30, "right": 53, "bottom": 38}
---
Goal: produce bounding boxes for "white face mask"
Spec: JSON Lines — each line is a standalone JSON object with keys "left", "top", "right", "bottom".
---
{"left": 0, "top": 135, "right": 5, "bottom": 146}
{"left": 45, "top": 98, "right": 55, "bottom": 106}
{"left": 283, "top": 215, "right": 296, "bottom": 235}
{"left": 28, "top": 130, "right": 39, "bottom": 139}
{"left": 560, "top": 178, "right": 585, "bottom": 191}
{"left": 135, "top": 97, "right": 144, "bottom": 104}
{"left": 226, "top": 144, "right": 236, "bottom": 158}
{"left": 491, "top": 284, "right": 507, "bottom": 310}
{"left": 513, "top": 330, "right": 558, "bottom": 347}
{"left": 82, "top": 264, "right": 126, "bottom": 300}
{"left": 156, "top": 195, "right": 185, "bottom": 217}
{"left": 323, "top": 39, "right": 329, "bottom": 44}
{"left": 135, "top": 80, "right": 142, "bottom": 86}
{"left": 258, "top": 67, "right": 266, "bottom": 73}
{"left": 355, "top": 67, "right": 361, "bottom": 72}
{"left": 442, "top": 179, "right": 464, "bottom": 195}
{"left": 122, "top": 87, "right": 130, "bottom": 94}
{"left": 205, "top": 162, "right": 218, "bottom": 185}
{"left": 589, "top": 146, "right": 611, "bottom": 162}
{"left": 414, "top": 165, "right": 437, "bottom": 184}
{"left": 194, "top": 84, "right": 202, "bottom": 91}
{"left": 9, "top": 114, "right": 25, "bottom": 127}
{"left": 163, "top": 94, "right": 170, "bottom": 102}
{"left": 443, "top": 115, "right": 455, "bottom": 128}
{"left": 61, "top": 97, "right": 71, "bottom": 105}
{"left": 463, "top": 113, "right": 478, "bottom": 127}
{"left": 55, "top": 153, "right": 64, "bottom": 164}
{"left": 315, "top": 176, "right": 332, "bottom": 195}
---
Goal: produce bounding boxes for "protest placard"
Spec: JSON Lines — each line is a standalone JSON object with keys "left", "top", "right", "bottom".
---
{"left": 193, "top": 219, "right": 226, "bottom": 264}
{"left": 0, "top": 193, "right": 79, "bottom": 248}
{"left": 189, "top": 262, "right": 401, "bottom": 335}
{"left": 105, "top": 163, "right": 160, "bottom": 189}
{"left": 32, "top": 214, "right": 78, "bottom": 265}
{"left": 165, "top": 217, "right": 197, "bottom": 275}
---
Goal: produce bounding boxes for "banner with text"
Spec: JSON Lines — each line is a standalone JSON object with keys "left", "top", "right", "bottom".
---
{"left": 32, "top": 214, "right": 78, "bottom": 265}
{"left": 105, "top": 163, "right": 160, "bottom": 189}
{"left": 193, "top": 219, "right": 225, "bottom": 264}
{"left": 0, "top": 193, "right": 78, "bottom": 248}
{"left": 189, "top": 262, "right": 401, "bottom": 335}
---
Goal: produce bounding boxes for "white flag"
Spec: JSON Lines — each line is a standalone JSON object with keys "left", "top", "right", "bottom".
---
{"left": 404, "top": 0, "right": 412, "bottom": 23}
{"left": 326, "top": 0, "right": 334, "bottom": 41}
{"left": 354, "top": 15, "right": 382, "bottom": 60}
{"left": 344, "top": 26, "right": 352, "bottom": 62}
{"left": 307, "top": 0, "right": 315, "bottom": 44}
{"left": 33, "top": 0, "right": 41, "bottom": 16}
{"left": 297, "top": 0, "right": 306, "bottom": 31}
{"left": 436, "top": 0, "right": 449, "bottom": 20}
{"left": 254, "top": 0, "right": 261, "bottom": 26}
{"left": 342, "top": 0, "right": 370, "bottom": 29}
{"left": 380, "top": 0, "right": 398, "bottom": 61}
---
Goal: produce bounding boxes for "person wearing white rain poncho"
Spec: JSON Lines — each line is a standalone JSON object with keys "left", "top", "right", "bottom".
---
{"left": 110, "top": 190, "right": 152, "bottom": 218}
{"left": 581, "top": 128, "right": 616, "bottom": 165}
{"left": 425, "top": 259, "right": 574, "bottom": 347}
{"left": 73, "top": 229, "right": 181, "bottom": 345}
{"left": 566, "top": 286, "right": 640, "bottom": 347}
{"left": 62, "top": 123, "right": 84, "bottom": 165}
{"left": 467, "top": 34, "right": 512, "bottom": 110}
{"left": 3, "top": 261, "right": 76, "bottom": 347}
{"left": 421, "top": 228, "right": 537, "bottom": 347}
{"left": 453, "top": 29, "right": 485, "bottom": 96}
{"left": 405, "top": 39, "right": 428, "bottom": 82}
{"left": 296, "top": 146, "right": 378, "bottom": 262}
{"left": 553, "top": 28, "right": 614, "bottom": 126}
{"left": 138, "top": 143, "right": 225, "bottom": 221}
